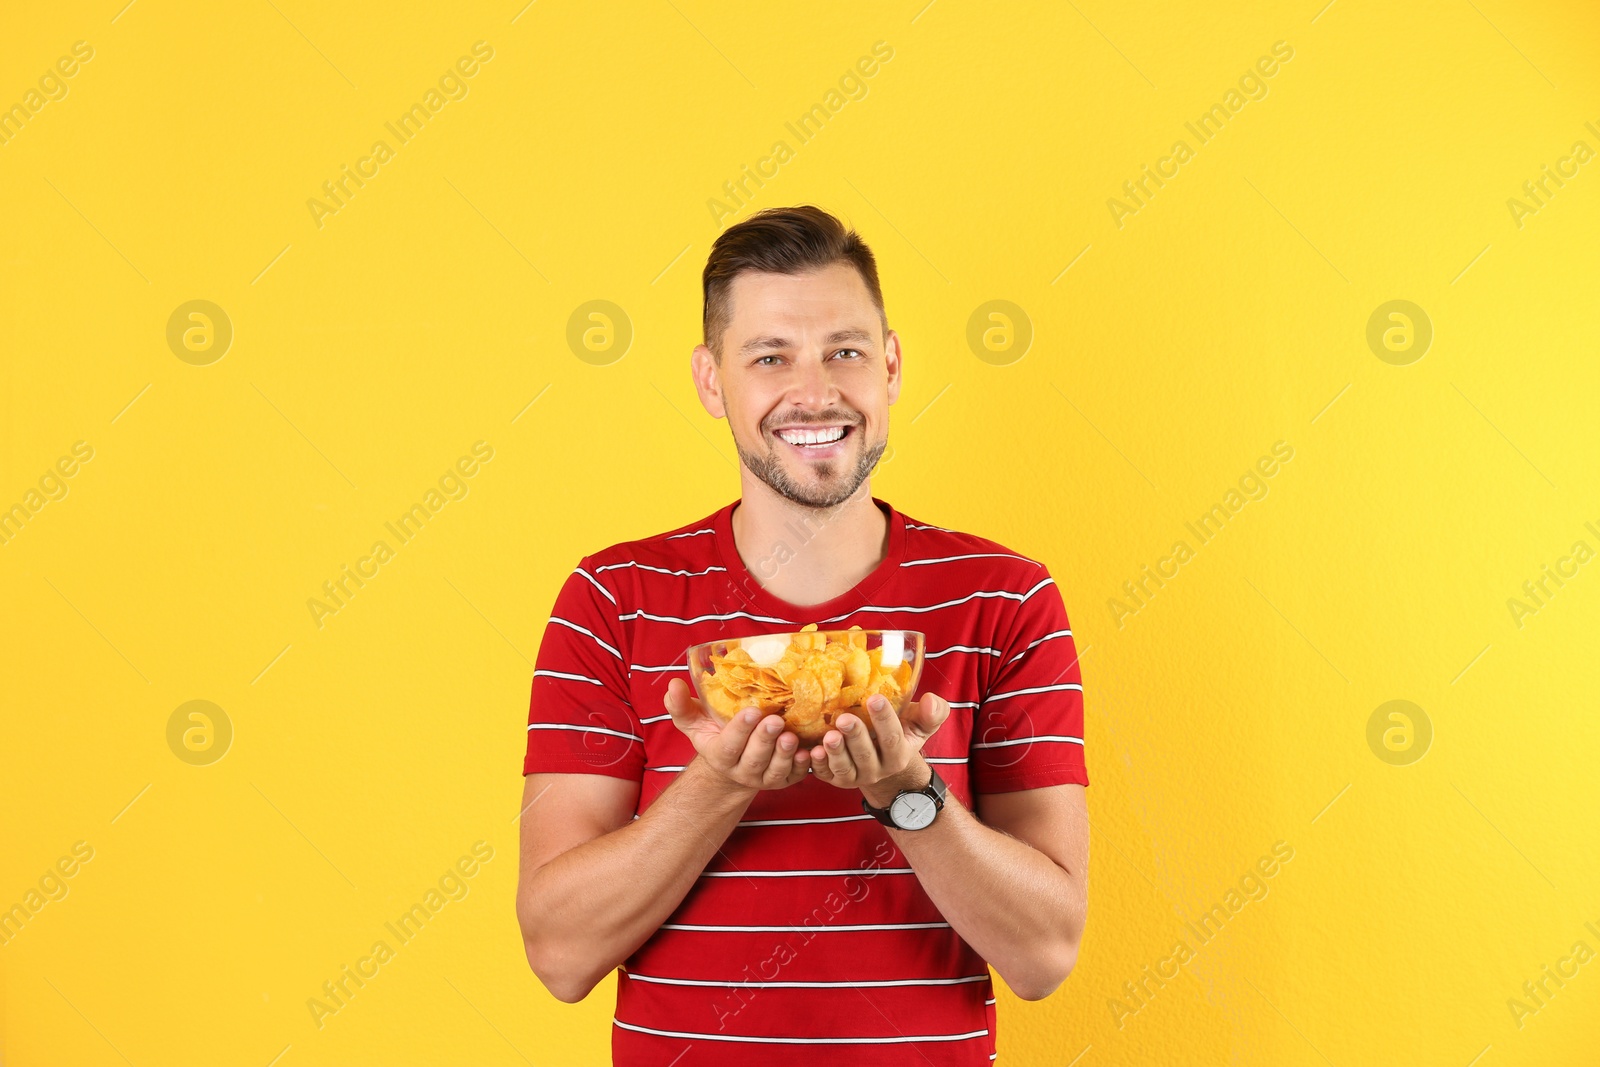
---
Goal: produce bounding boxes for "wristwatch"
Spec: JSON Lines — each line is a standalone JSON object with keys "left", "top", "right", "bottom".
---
{"left": 861, "top": 765, "right": 947, "bottom": 830}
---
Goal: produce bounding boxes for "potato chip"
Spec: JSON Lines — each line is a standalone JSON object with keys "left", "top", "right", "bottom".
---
{"left": 694, "top": 627, "right": 919, "bottom": 742}
{"left": 843, "top": 646, "right": 871, "bottom": 688}
{"left": 789, "top": 668, "right": 823, "bottom": 717}
{"left": 814, "top": 655, "right": 843, "bottom": 704}
{"left": 700, "top": 674, "right": 739, "bottom": 716}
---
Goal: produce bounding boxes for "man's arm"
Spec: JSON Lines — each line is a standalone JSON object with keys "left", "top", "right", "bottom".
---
{"left": 867, "top": 765, "right": 1089, "bottom": 1001}
{"left": 516, "top": 760, "right": 752, "bottom": 1003}
{"left": 812, "top": 695, "right": 1089, "bottom": 1001}
{"left": 517, "top": 693, "right": 814, "bottom": 1003}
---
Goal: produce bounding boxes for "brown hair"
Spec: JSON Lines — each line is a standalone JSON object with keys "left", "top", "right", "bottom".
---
{"left": 701, "top": 205, "right": 887, "bottom": 361}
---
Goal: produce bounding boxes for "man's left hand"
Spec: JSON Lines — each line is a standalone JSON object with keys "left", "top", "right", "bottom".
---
{"left": 809, "top": 692, "right": 950, "bottom": 806}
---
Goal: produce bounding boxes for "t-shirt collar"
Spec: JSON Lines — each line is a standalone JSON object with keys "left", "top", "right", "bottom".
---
{"left": 714, "top": 495, "right": 906, "bottom": 623}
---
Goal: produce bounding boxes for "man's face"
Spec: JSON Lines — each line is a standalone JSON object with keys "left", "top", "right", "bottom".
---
{"left": 692, "top": 263, "right": 901, "bottom": 509}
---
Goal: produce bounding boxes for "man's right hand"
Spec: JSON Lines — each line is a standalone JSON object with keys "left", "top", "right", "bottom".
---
{"left": 664, "top": 677, "right": 811, "bottom": 792}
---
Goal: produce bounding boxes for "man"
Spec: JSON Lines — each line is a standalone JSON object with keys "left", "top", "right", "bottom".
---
{"left": 516, "top": 205, "right": 1089, "bottom": 1065}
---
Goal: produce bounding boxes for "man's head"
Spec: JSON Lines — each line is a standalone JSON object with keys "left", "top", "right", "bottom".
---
{"left": 692, "top": 205, "right": 901, "bottom": 510}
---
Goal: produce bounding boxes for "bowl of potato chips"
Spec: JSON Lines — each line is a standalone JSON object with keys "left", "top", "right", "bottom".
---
{"left": 686, "top": 624, "right": 925, "bottom": 745}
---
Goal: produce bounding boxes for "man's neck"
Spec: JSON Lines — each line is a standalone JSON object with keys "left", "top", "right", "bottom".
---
{"left": 730, "top": 477, "right": 889, "bottom": 608}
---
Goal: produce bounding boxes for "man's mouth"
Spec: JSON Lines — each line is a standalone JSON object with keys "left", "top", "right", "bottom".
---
{"left": 772, "top": 424, "right": 855, "bottom": 455}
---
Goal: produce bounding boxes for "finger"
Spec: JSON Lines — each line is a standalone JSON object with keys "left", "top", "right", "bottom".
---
{"left": 786, "top": 733, "right": 811, "bottom": 779}
{"left": 810, "top": 740, "right": 835, "bottom": 782}
{"left": 823, "top": 727, "right": 859, "bottom": 783}
{"left": 863, "top": 695, "right": 905, "bottom": 764}
{"left": 906, "top": 693, "right": 951, "bottom": 740}
{"left": 787, "top": 745, "right": 811, "bottom": 784}
{"left": 791, "top": 739, "right": 812, "bottom": 774}
{"left": 665, "top": 677, "right": 715, "bottom": 727}
{"left": 663, "top": 677, "right": 693, "bottom": 720}
{"left": 764, "top": 730, "right": 799, "bottom": 787}
{"left": 837, "top": 713, "right": 882, "bottom": 779}
{"left": 714, "top": 707, "right": 762, "bottom": 765}
{"left": 737, "top": 714, "right": 785, "bottom": 779}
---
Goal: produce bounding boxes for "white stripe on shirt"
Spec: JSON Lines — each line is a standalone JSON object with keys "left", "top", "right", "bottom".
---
{"left": 659, "top": 921, "right": 950, "bottom": 932}
{"left": 596, "top": 561, "right": 727, "bottom": 577}
{"left": 620, "top": 608, "right": 792, "bottom": 626}
{"left": 972, "top": 735, "right": 1084, "bottom": 749}
{"left": 737, "top": 813, "right": 873, "bottom": 826}
{"left": 533, "top": 669, "right": 606, "bottom": 686}
{"left": 613, "top": 1018, "right": 988, "bottom": 1044}
{"left": 547, "top": 616, "right": 622, "bottom": 659}
{"left": 527, "top": 723, "right": 643, "bottom": 743}
{"left": 926, "top": 644, "right": 1003, "bottom": 660}
{"left": 814, "top": 577, "right": 1055, "bottom": 624}
{"left": 622, "top": 971, "right": 991, "bottom": 989}
{"left": 664, "top": 527, "right": 716, "bottom": 539}
{"left": 901, "top": 552, "right": 1034, "bottom": 568}
{"left": 700, "top": 868, "right": 914, "bottom": 878}
{"left": 1005, "top": 628, "right": 1074, "bottom": 665}
{"left": 573, "top": 567, "right": 616, "bottom": 604}
{"left": 984, "top": 682, "right": 1084, "bottom": 703}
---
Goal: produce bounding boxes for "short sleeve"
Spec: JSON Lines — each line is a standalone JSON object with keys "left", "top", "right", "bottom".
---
{"left": 522, "top": 557, "right": 645, "bottom": 781}
{"left": 970, "top": 566, "right": 1089, "bottom": 794}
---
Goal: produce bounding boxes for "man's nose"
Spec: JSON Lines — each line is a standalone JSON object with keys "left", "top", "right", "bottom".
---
{"left": 787, "top": 354, "right": 838, "bottom": 409}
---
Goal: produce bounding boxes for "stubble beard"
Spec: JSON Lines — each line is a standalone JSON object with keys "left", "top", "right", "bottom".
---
{"left": 737, "top": 423, "right": 888, "bottom": 510}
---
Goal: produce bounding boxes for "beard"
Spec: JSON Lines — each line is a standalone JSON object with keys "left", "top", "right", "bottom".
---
{"left": 736, "top": 419, "right": 888, "bottom": 509}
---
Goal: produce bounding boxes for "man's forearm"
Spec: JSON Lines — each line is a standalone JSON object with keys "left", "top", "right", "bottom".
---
{"left": 862, "top": 758, "right": 1086, "bottom": 999}
{"left": 520, "top": 757, "right": 754, "bottom": 1001}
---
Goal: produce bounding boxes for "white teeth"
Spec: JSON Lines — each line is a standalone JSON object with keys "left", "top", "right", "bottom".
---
{"left": 778, "top": 426, "right": 846, "bottom": 446}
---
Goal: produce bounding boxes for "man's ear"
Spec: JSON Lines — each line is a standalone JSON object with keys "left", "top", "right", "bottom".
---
{"left": 885, "top": 328, "right": 903, "bottom": 406}
{"left": 691, "top": 344, "right": 727, "bottom": 419}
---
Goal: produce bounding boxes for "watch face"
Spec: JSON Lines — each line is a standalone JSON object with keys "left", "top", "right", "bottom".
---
{"left": 891, "top": 792, "right": 938, "bottom": 830}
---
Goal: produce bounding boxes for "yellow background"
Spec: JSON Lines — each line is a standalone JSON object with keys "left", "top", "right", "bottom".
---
{"left": 3, "top": 1, "right": 1598, "bottom": 1063}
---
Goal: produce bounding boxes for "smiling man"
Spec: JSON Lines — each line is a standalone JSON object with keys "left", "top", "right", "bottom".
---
{"left": 516, "top": 205, "right": 1090, "bottom": 1065}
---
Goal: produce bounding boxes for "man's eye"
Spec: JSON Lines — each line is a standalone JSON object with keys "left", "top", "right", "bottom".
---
{"left": 754, "top": 350, "right": 860, "bottom": 365}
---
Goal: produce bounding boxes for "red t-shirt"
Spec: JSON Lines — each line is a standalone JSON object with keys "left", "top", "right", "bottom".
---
{"left": 523, "top": 497, "right": 1088, "bottom": 1065}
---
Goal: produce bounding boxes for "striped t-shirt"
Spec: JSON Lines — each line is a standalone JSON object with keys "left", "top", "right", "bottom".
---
{"left": 523, "top": 496, "right": 1089, "bottom": 1065}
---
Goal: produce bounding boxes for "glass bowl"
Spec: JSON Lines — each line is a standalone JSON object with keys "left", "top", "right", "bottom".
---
{"left": 685, "top": 627, "right": 925, "bottom": 745}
